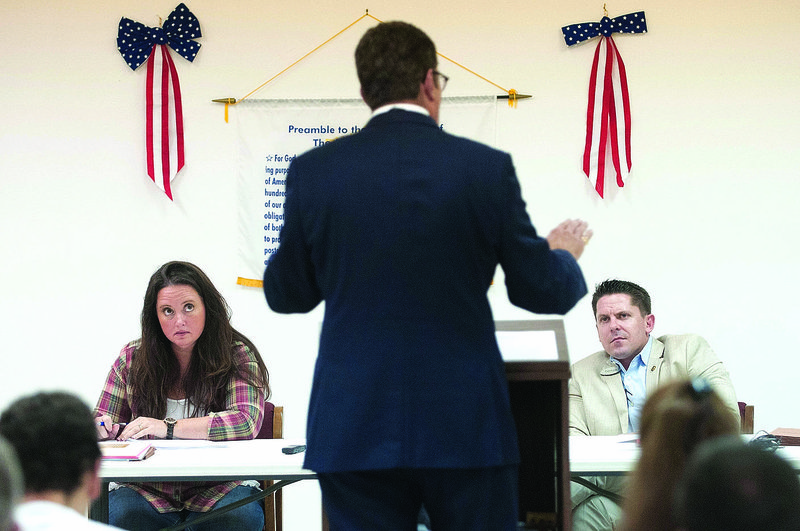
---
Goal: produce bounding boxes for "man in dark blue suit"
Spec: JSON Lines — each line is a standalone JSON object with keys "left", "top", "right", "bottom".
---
{"left": 264, "top": 21, "right": 592, "bottom": 531}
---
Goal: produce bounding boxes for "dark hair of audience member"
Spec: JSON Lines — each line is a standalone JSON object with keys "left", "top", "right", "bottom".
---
{"left": 619, "top": 379, "right": 740, "bottom": 531}
{"left": 674, "top": 436, "right": 800, "bottom": 531}
{"left": 0, "top": 435, "right": 23, "bottom": 531}
{"left": 0, "top": 392, "right": 100, "bottom": 495}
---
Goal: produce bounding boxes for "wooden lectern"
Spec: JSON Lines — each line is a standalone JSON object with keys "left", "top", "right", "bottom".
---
{"left": 498, "top": 320, "right": 571, "bottom": 531}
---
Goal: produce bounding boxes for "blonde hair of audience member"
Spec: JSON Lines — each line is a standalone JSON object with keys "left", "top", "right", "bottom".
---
{"left": 0, "top": 436, "right": 23, "bottom": 531}
{"left": 620, "top": 379, "right": 739, "bottom": 531}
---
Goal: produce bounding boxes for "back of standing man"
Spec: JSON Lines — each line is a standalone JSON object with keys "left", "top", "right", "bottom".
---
{"left": 264, "top": 20, "right": 592, "bottom": 530}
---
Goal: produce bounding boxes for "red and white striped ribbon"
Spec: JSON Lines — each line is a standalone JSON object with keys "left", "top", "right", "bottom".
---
{"left": 583, "top": 35, "right": 631, "bottom": 198}
{"left": 145, "top": 44, "right": 185, "bottom": 200}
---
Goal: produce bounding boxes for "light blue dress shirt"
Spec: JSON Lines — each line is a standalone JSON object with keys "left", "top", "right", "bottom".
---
{"left": 610, "top": 335, "right": 653, "bottom": 433}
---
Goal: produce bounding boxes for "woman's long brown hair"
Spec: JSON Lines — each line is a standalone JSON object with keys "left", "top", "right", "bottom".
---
{"left": 129, "top": 261, "right": 270, "bottom": 419}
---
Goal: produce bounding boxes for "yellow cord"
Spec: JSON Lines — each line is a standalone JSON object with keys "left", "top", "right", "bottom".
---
{"left": 436, "top": 51, "right": 506, "bottom": 93}
{"left": 230, "top": 10, "right": 520, "bottom": 108}
{"left": 235, "top": 12, "right": 382, "bottom": 105}
{"left": 435, "top": 50, "right": 519, "bottom": 106}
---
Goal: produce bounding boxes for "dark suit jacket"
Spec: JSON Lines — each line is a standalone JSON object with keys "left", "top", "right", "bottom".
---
{"left": 264, "top": 108, "right": 587, "bottom": 473}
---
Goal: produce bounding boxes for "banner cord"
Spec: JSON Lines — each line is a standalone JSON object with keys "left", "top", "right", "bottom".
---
{"left": 221, "top": 10, "right": 522, "bottom": 113}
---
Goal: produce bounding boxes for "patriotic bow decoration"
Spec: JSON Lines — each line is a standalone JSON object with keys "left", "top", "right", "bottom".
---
{"left": 117, "top": 3, "right": 202, "bottom": 200}
{"left": 562, "top": 11, "right": 646, "bottom": 198}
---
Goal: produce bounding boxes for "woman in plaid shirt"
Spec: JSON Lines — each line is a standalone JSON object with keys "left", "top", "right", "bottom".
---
{"left": 94, "top": 261, "right": 270, "bottom": 530}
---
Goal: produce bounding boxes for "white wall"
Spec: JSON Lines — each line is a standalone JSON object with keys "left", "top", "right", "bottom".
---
{"left": 2, "top": 1, "right": 799, "bottom": 528}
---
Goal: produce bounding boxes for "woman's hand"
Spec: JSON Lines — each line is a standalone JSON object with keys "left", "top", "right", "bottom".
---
{"left": 117, "top": 416, "right": 167, "bottom": 440}
{"left": 96, "top": 414, "right": 122, "bottom": 440}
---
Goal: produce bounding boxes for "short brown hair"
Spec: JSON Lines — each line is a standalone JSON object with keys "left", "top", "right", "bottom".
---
{"left": 355, "top": 21, "right": 437, "bottom": 110}
{"left": 591, "top": 279, "right": 651, "bottom": 317}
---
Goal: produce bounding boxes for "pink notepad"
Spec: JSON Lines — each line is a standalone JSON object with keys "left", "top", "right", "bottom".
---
{"left": 771, "top": 428, "right": 800, "bottom": 446}
{"left": 100, "top": 440, "right": 156, "bottom": 461}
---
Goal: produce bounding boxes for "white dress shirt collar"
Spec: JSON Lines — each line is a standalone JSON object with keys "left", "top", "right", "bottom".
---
{"left": 371, "top": 103, "right": 430, "bottom": 118}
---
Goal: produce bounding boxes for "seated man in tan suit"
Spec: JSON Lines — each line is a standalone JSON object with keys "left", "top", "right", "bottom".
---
{"left": 569, "top": 279, "right": 739, "bottom": 531}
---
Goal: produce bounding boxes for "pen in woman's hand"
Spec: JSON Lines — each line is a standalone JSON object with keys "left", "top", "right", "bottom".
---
{"left": 97, "top": 421, "right": 128, "bottom": 427}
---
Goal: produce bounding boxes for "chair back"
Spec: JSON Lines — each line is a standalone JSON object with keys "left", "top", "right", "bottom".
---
{"left": 257, "top": 402, "right": 277, "bottom": 439}
{"left": 738, "top": 401, "right": 755, "bottom": 434}
{"left": 257, "top": 401, "right": 284, "bottom": 531}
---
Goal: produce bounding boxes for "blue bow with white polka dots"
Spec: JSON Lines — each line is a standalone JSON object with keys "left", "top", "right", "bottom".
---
{"left": 561, "top": 11, "right": 647, "bottom": 46}
{"left": 117, "top": 3, "right": 202, "bottom": 70}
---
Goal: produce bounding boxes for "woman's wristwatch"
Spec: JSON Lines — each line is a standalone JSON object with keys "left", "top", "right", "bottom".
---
{"left": 164, "top": 417, "right": 177, "bottom": 439}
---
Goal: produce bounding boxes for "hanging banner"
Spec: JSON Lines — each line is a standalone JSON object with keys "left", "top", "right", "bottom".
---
{"left": 236, "top": 96, "right": 497, "bottom": 284}
{"left": 117, "top": 3, "right": 202, "bottom": 200}
{"left": 561, "top": 11, "right": 647, "bottom": 198}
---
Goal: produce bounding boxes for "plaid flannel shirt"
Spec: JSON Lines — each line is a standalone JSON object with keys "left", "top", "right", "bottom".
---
{"left": 94, "top": 340, "right": 266, "bottom": 513}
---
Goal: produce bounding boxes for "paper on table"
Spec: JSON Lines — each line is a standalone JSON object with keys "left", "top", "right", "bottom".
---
{"left": 150, "top": 440, "right": 234, "bottom": 450}
{"left": 496, "top": 330, "right": 559, "bottom": 361}
{"left": 100, "top": 440, "right": 156, "bottom": 461}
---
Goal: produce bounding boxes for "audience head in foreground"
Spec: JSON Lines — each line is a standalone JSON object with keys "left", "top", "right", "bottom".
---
{"left": 0, "top": 391, "right": 109, "bottom": 525}
{"left": 675, "top": 436, "right": 800, "bottom": 531}
{"left": 0, "top": 435, "right": 23, "bottom": 531}
{"left": 620, "top": 379, "right": 740, "bottom": 531}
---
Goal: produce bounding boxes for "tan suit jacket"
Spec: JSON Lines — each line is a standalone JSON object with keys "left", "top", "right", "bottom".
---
{"left": 569, "top": 334, "right": 739, "bottom": 436}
